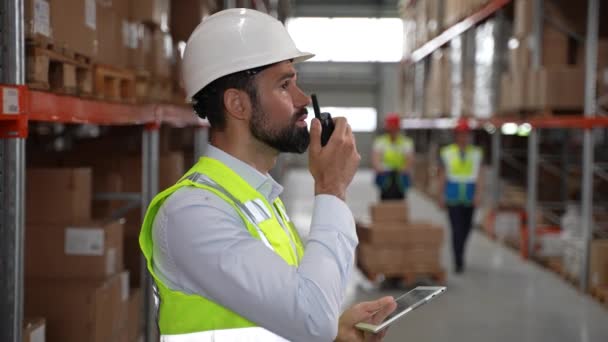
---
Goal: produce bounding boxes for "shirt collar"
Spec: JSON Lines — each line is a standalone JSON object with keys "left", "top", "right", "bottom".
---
{"left": 204, "top": 145, "right": 284, "bottom": 202}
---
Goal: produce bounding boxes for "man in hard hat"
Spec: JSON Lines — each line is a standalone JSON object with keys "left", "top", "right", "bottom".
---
{"left": 372, "top": 113, "right": 415, "bottom": 200}
{"left": 139, "top": 8, "right": 395, "bottom": 342}
{"left": 438, "top": 118, "right": 484, "bottom": 274}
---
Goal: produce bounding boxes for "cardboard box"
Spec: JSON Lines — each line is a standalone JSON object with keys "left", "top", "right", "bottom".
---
{"left": 415, "top": 0, "right": 428, "bottom": 47}
{"left": 510, "top": 70, "right": 527, "bottom": 109}
{"left": 358, "top": 222, "right": 444, "bottom": 247}
{"left": 51, "top": 0, "right": 98, "bottom": 58}
{"left": 514, "top": 0, "right": 532, "bottom": 37}
{"left": 92, "top": 172, "right": 123, "bottom": 219}
{"left": 128, "top": 22, "right": 152, "bottom": 71}
{"left": 170, "top": 0, "right": 211, "bottom": 43}
{"left": 25, "top": 0, "right": 52, "bottom": 40}
{"left": 109, "top": 0, "right": 130, "bottom": 18}
{"left": 358, "top": 243, "right": 441, "bottom": 274}
{"left": 130, "top": 0, "right": 170, "bottom": 29}
{"left": 426, "top": 0, "right": 442, "bottom": 38}
{"left": 589, "top": 239, "right": 608, "bottom": 287}
{"left": 444, "top": 0, "right": 463, "bottom": 28}
{"left": 97, "top": 5, "right": 127, "bottom": 68}
{"left": 26, "top": 168, "right": 92, "bottom": 224}
{"left": 149, "top": 28, "right": 174, "bottom": 78}
{"left": 23, "top": 317, "right": 46, "bottom": 342}
{"left": 425, "top": 51, "right": 450, "bottom": 117}
{"left": 128, "top": 288, "right": 143, "bottom": 342}
{"left": 541, "top": 25, "right": 569, "bottom": 66}
{"left": 370, "top": 201, "right": 408, "bottom": 223}
{"left": 25, "top": 272, "right": 129, "bottom": 342}
{"left": 535, "top": 67, "right": 585, "bottom": 109}
{"left": 26, "top": 221, "right": 124, "bottom": 279}
{"left": 509, "top": 39, "right": 530, "bottom": 74}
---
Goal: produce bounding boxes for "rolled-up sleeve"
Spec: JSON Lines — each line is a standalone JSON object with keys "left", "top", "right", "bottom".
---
{"left": 154, "top": 188, "right": 358, "bottom": 342}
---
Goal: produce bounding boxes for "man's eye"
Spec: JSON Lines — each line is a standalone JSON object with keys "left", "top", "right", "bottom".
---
{"left": 281, "top": 81, "right": 290, "bottom": 89}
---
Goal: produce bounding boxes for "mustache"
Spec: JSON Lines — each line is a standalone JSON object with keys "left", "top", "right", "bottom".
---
{"left": 295, "top": 107, "right": 308, "bottom": 117}
{"left": 291, "top": 107, "right": 308, "bottom": 123}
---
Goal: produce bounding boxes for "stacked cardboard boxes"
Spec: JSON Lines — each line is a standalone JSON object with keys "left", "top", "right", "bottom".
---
{"left": 425, "top": 50, "right": 451, "bottom": 117}
{"left": 24, "top": 0, "right": 179, "bottom": 102}
{"left": 357, "top": 201, "right": 444, "bottom": 277}
{"left": 500, "top": 0, "right": 585, "bottom": 113}
{"left": 24, "top": 167, "right": 135, "bottom": 342}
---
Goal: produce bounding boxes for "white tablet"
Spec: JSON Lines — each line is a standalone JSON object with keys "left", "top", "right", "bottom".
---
{"left": 355, "top": 286, "right": 446, "bottom": 334}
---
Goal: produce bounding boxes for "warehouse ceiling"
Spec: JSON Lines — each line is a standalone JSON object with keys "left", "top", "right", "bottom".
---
{"left": 293, "top": 0, "right": 401, "bottom": 17}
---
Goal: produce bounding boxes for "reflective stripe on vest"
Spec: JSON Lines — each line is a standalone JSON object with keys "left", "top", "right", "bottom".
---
{"left": 161, "top": 327, "right": 290, "bottom": 342}
{"left": 185, "top": 172, "right": 276, "bottom": 252}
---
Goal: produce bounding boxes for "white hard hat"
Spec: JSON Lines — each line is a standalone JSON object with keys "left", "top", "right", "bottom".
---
{"left": 182, "top": 8, "right": 314, "bottom": 100}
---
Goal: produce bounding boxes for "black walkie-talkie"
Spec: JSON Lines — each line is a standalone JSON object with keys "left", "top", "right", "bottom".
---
{"left": 311, "top": 94, "right": 335, "bottom": 147}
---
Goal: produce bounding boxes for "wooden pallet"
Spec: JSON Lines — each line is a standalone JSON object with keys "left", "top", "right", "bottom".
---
{"left": 358, "top": 262, "right": 447, "bottom": 286}
{"left": 93, "top": 65, "right": 136, "bottom": 103}
{"left": 26, "top": 37, "right": 93, "bottom": 64}
{"left": 26, "top": 42, "right": 93, "bottom": 96}
{"left": 135, "top": 72, "right": 174, "bottom": 103}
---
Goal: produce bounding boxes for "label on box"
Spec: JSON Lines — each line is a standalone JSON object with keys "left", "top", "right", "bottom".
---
{"left": 65, "top": 228, "right": 104, "bottom": 256}
{"left": 2, "top": 88, "right": 19, "bottom": 115}
{"left": 85, "top": 0, "right": 96, "bottom": 30}
{"left": 106, "top": 247, "right": 116, "bottom": 275}
{"left": 129, "top": 23, "right": 140, "bottom": 49}
{"left": 33, "top": 0, "right": 51, "bottom": 37}
{"left": 122, "top": 21, "right": 130, "bottom": 48}
{"left": 31, "top": 324, "right": 45, "bottom": 342}
{"left": 121, "top": 272, "right": 130, "bottom": 302}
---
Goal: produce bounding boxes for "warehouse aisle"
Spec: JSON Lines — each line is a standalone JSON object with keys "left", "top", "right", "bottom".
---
{"left": 281, "top": 168, "right": 608, "bottom": 342}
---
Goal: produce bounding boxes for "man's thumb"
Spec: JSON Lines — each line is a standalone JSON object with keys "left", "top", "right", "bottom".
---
{"left": 357, "top": 296, "right": 395, "bottom": 313}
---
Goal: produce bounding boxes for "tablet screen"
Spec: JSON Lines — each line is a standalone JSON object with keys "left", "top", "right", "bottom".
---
{"left": 358, "top": 286, "right": 446, "bottom": 332}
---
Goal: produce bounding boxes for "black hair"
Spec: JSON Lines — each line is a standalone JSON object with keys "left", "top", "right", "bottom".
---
{"left": 191, "top": 64, "right": 272, "bottom": 130}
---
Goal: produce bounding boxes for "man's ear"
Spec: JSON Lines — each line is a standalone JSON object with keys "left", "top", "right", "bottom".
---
{"left": 224, "top": 89, "right": 252, "bottom": 121}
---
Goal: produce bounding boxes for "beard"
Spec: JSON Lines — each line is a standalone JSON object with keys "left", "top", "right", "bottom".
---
{"left": 249, "top": 103, "right": 310, "bottom": 154}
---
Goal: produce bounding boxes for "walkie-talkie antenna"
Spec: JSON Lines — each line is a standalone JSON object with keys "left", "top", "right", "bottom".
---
{"left": 311, "top": 94, "right": 321, "bottom": 118}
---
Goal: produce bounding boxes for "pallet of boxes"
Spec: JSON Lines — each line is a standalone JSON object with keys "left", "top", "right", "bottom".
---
{"left": 356, "top": 200, "right": 446, "bottom": 286}
{"left": 24, "top": 0, "right": 188, "bottom": 104}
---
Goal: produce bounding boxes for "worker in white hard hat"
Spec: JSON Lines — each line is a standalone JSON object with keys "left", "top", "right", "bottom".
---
{"left": 139, "top": 8, "right": 396, "bottom": 342}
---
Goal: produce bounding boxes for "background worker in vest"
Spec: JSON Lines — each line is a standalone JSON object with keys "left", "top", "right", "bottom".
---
{"left": 371, "top": 113, "right": 415, "bottom": 200}
{"left": 438, "top": 118, "right": 484, "bottom": 274}
{"left": 139, "top": 9, "right": 396, "bottom": 342}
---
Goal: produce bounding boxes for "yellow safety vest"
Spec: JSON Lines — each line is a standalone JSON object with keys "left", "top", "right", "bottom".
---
{"left": 440, "top": 143, "right": 482, "bottom": 205}
{"left": 375, "top": 134, "right": 413, "bottom": 171}
{"left": 139, "top": 157, "right": 304, "bottom": 341}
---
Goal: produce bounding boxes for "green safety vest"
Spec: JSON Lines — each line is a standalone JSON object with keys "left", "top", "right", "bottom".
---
{"left": 375, "top": 134, "right": 413, "bottom": 171}
{"left": 440, "top": 143, "right": 482, "bottom": 205}
{"left": 139, "top": 157, "right": 304, "bottom": 341}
